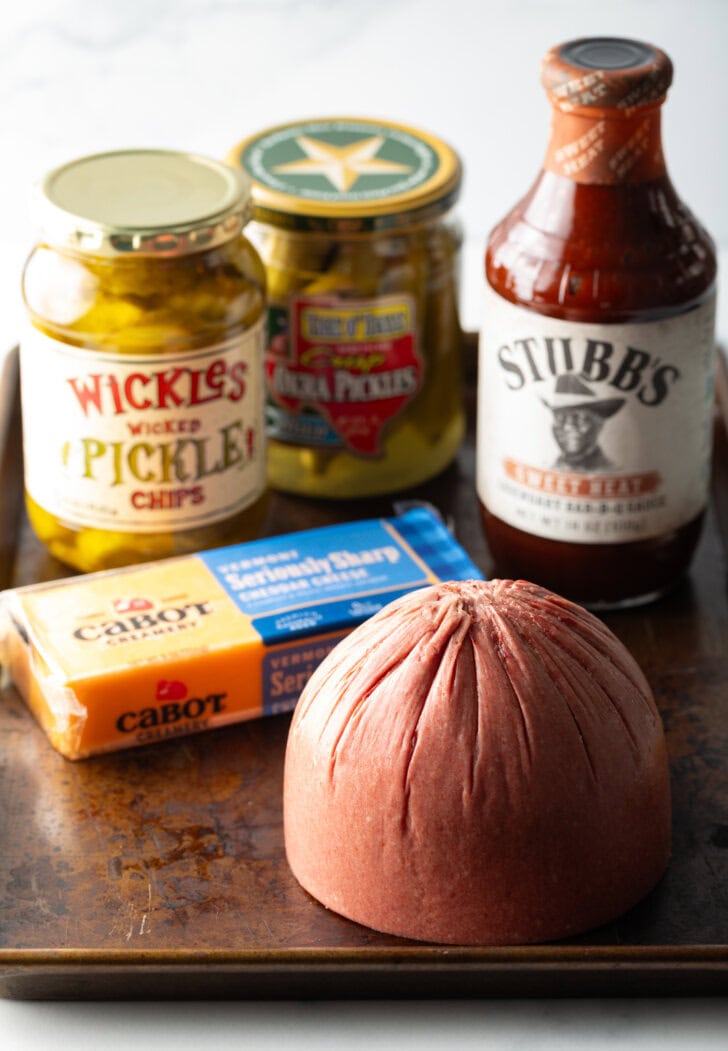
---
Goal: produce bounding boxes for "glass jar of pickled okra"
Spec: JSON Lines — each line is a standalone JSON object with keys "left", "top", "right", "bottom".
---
{"left": 227, "top": 118, "right": 465, "bottom": 498}
{"left": 21, "top": 149, "right": 268, "bottom": 573}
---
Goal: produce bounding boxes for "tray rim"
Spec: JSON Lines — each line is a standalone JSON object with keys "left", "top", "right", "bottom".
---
{"left": 2, "top": 943, "right": 728, "bottom": 963}
{"left": 2, "top": 945, "right": 727, "bottom": 1001}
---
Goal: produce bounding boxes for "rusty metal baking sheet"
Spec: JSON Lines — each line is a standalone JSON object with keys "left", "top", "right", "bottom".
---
{"left": 0, "top": 345, "right": 727, "bottom": 999}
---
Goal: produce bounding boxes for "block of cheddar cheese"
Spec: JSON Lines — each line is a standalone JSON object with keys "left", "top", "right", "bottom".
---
{"left": 0, "top": 507, "right": 482, "bottom": 760}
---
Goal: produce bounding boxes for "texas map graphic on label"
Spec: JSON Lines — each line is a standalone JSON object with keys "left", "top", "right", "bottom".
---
{"left": 266, "top": 294, "right": 423, "bottom": 456}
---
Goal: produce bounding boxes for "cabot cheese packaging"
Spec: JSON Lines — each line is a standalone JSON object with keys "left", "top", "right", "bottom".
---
{"left": 0, "top": 507, "right": 482, "bottom": 760}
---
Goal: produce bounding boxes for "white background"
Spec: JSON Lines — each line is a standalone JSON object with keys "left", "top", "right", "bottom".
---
{"left": 1, "top": 1, "right": 727, "bottom": 1047}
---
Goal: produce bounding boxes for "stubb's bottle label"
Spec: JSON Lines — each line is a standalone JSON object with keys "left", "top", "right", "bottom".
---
{"left": 21, "top": 321, "right": 266, "bottom": 532}
{"left": 477, "top": 284, "right": 716, "bottom": 544}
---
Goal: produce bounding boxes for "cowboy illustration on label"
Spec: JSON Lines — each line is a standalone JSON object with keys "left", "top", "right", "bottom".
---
{"left": 541, "top": 374, "right": 626, "bottom": 472}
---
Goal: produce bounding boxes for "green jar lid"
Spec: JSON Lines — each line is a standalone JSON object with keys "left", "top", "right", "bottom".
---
{"left": 227, "top": 117, "right": 462, "bottom": 233}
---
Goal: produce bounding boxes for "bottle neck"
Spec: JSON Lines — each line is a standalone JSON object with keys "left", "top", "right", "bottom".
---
{"left": 543, "top": 105, "right": 666, "bottom": 185}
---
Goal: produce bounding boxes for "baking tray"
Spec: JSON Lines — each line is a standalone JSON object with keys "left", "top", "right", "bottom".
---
{"left": 1, "top": 343, "right": 727, "bottom": 999}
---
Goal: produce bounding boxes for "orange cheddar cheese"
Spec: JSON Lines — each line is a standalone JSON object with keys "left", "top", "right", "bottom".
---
{"left": 0, "top": 508, "right": 482, "bottom": 759}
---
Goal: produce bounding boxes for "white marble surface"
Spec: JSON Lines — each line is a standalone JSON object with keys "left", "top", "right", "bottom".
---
{"left": 1, "top": 997, "right": 728, "bottom": 1051}
{"left": 1, "top": 1, "right": 727, "bottom": 1047}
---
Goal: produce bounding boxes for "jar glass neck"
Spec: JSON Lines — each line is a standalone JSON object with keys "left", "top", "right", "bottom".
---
{"left": 543, "top": 105, "right": 666, "bottom": 185}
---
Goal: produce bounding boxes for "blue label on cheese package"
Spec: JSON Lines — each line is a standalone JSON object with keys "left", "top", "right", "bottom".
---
{"left": 200, "top": 506, "right": 483, "bottom": 714}
{"left": 200, "top": 511, "right": 472, "bottom": 641}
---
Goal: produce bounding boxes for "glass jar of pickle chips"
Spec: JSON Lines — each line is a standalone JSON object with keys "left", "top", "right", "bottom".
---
{"left": 227, "top": 118, "right": 465, "bottom": 498}
{"left": 21, "top": 149, "right": 268, "bottom": 572}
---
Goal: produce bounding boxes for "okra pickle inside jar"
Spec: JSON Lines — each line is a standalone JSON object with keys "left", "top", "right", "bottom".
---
{"left": 228, "top": 118, "right": 466, "bottom": 498}
{"left": 21, "top": 149, "right": 268, "bottom": 573}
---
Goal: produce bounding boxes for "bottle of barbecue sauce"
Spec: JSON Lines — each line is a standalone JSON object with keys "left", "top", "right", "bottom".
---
{"left": 476, "top": 37, "right": 717, "bottom": 608}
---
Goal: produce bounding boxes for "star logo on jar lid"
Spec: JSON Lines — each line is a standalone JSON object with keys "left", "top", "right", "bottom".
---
{"left": 272, "top": 134, "right": 413, "bottom": 192}
{"left": 229, "top": 117, "right": 462, "bottom": 228}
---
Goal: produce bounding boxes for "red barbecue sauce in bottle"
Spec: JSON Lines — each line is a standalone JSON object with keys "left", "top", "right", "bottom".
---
{"left": 477, "top": 37, "right": 717, "bottom": 607}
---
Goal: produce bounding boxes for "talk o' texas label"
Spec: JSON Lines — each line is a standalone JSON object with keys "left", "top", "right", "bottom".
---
{"left": 266, "top": 293, "right": 423, "bottom": 457}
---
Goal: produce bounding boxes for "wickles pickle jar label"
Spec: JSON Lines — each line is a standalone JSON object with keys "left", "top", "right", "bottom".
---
{"left": 265, "top": 292, "right": 423, "bottom": 456}
{"left": 477, "top": 283, "right": 716, "bottom": 544}
{"left": 21, "top": 321, "right": 266, "bottom": 532}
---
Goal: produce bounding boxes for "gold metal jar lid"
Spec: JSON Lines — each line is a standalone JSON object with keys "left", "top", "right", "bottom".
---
{"left": 227, "top": 117, "right": 462, "bottom": 233}
{"left": 34, "top": 149, "right": 253, "bottom": 256}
